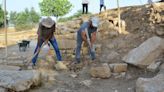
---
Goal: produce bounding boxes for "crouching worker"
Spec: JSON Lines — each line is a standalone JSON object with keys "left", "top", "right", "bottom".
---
{"left": 75, "top": 17, "right": 99, "bottom": 64}
{"left": 32, "top": 17, "right": 67, "bottom": 70}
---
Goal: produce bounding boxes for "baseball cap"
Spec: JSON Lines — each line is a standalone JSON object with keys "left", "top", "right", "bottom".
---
{"left": 91, "top": 17, "right": 99, "bottom": 27}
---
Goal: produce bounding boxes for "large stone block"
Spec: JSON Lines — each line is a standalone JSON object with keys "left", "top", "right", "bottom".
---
{"left": 0, "top": 70, "right": 41, "bottom": 92}
{"left": 136, "top": 74, "right": 164, "bottom": 92}
{"left": 109, "top": 63, "right": 128, "bottom": 73}
{"left": 90, "top": 63, "right": 111, "bottom": 79}
{"left": 123, "top": 36, "right": 164, "bottom": 68}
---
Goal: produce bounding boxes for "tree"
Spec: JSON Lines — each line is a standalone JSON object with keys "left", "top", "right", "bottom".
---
{"left": 9, "top": 8, "right": 40, "bottom": 31}
{"left": 0, "top": 5, "right": 4, "bottom": 27}
{"left": 10, "top": 11, "right": 17, "bottom": 24}
{"left": 39, "top": 0, "right": 72, "bottom": 17}
{"left": 29, "top": 7, "right": 40, "bottom": 24}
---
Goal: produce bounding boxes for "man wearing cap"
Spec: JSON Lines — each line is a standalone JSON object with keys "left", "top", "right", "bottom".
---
{"left": 75, "top": 17, "right": 99, "bottom": 64}
{"left": 32, "top": 17, "right": 62, "bottom": 66}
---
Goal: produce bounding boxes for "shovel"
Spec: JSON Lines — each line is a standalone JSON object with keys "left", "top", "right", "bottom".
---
{"left": 19, "top": 42, "right": 48, "bottom": 70}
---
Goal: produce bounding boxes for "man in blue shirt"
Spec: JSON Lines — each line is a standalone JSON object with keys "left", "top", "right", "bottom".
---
{"left": 75, "top": 17, "right": 99, "bottom": 64}
{"left": 100, "top": 0, "right": 106, "bottom": 13}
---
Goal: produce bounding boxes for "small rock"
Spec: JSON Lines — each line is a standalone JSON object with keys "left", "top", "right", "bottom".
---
{"left": 114, "top": 72, "right": 126, "bottom": 79}
{"left": 55, "top": 62, "right": 68, "bottom": 71}
{"left": 112, "top": 73, "right": 120, "bottom": 76}
{"left": 156, "top": 30, "right": 164, "bottom": 36}
{"left": 147, "top": 62, "right": 161, "bottom": 72}
{"left": 80, "top": 80, "right": 92, "bottom": 87}
{"left": 70, "top": 74, "right": 78, "bottom": 78}
{"left": 109, "top": 63, "right": 128, "bottom": 73}
{"left": 90, "top": 63, "right": 111, "bottom": 79}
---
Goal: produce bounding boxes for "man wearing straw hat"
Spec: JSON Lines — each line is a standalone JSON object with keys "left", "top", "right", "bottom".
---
{"left": 32, "top": 17, "right": 65, "bottom": 69}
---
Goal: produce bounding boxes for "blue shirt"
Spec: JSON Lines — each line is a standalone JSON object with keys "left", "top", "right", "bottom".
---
{"left": 100, "top": 0, "right": 104, "bottom": 5}
{"left": 78, "top": 22, "right": 97, "bottom": 39}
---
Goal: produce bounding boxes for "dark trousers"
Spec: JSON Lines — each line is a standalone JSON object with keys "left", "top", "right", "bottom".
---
{"left": 100, "top": 4, "right": 106, "bottom": 12}
{"left": 82, "top": 4, "right": 88, "bottom": 14}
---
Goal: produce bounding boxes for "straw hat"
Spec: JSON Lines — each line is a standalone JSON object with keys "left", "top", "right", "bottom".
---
{"left": 91, "top": 17, "right": 99, "bottom": 27}
{"left": 41, "top": 17, "right": 55, "bottom": 28}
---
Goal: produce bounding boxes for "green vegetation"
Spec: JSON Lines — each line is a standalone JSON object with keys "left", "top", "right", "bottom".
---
{"left": 39, "top": 0, "right": 72, "bottom": 17}
{"left": 0, "top": 5, "right": 4, "bottom": 27}
{"left": 10, "top": 7, "right": 40, "bottom": 31}
{"left": 58, "top": 10, "right": 92, "bottom": 22}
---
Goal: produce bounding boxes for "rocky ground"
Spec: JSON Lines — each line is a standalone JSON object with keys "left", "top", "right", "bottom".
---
{"left": 0, "top": 2, "right": 164, "bottom": 92}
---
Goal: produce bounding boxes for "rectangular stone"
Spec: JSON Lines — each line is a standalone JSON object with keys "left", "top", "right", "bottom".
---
{"left": 109, "top": 63, "right": 128, "bottom": 73}
{"left": 123, "top": 36, "right": 164, "bottom": 68}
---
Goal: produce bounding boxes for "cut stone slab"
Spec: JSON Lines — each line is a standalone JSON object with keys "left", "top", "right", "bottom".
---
{"left": 90, "top": 63, "right": 111, "bottom": 79}
{"left": 0, "top": 65, "right": 20, "bottom": 70}
{"left": 136, "top": 74, "right": 164, "bottom": 92}
{"left": 123, "top": 36, "right": 164, "bottom": 68}
{"left": 109, "top": 63, "right": 128, "bottom": 73}
{"left": 147, "top": 62, "right": 161, "bottom": 72}
{"left": 0, "top": 70, "right": 41, "bottom": 92}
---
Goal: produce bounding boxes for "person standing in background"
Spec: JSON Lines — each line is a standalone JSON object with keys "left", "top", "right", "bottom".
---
{"left": 82, "top": 0, "right": 89, "bottom": 14}
{"left": 148, "top": 0, "right": 153, "bottom": 4}
{"left": 100, "top": 0, "right": 106, "bottom": 13}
